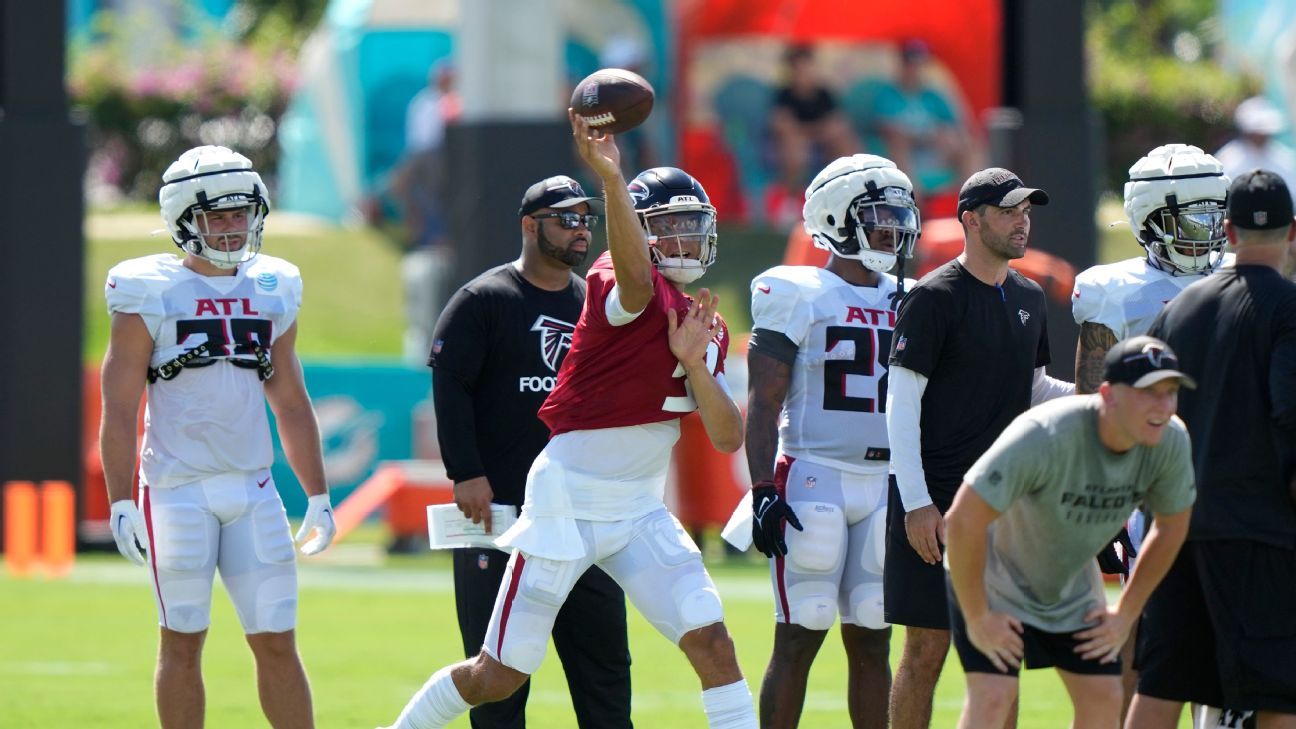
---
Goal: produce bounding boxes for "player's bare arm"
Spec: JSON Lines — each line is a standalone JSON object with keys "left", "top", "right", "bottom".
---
{"left": 1075, "top": 321, "right": 1118, "bottom": 395}
{"left": 669, "top": 289, "right": 743, "bottom": 452}
{"left": 744, "top": 349, "right": 792, "bottom": 485}
{"left": 1075, "top": 506, "right": 1190, "bottom": 663}
{"left": 100, "top": 312, "right": 153, "bottom": 505}
{"left": 264, "top": 323, "right": 328, "bottom": 499}
{"left": 569, "top": 109, "right": 653, "bottom": 312}
{"left": 266, "top": 323, "right": 334, "bottom": 554}
{"left": 946, "top": 484, "right": 1024, "bottom": 672}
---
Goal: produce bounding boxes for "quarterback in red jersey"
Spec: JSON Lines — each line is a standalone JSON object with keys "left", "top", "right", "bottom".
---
{"left": 539, "top": 167, "right": 730, "bottom": 435}
{"left": 382, "top": 113, "right": 755, "bottom": 729}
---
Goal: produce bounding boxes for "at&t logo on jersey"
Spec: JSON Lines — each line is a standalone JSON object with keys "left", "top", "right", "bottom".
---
{"left": 256, "top": 272, "right": 278, "bottom": 291}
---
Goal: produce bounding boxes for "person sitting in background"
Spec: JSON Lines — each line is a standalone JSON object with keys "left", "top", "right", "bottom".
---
{"left": 767, "top": 44, "right": 857, "bottom": 230}
{"left": 872, "top": 40, "right": 981, "bottom": 218}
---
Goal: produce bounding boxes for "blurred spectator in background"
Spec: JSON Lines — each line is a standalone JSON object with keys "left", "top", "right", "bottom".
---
{"left": 600, "top": 35, "right": 661, "bottom": 178}
{"left": 1215, "top": 96, "right": 1296, "bottom": 204}
{"left": 392, "top": 60, "right": 462, "bottom": 363}
{"left": 872, "top": 40, "right": 981, "bottom": 218}
{"left": 767, "top": 44, "right": 857, "bottom": 230}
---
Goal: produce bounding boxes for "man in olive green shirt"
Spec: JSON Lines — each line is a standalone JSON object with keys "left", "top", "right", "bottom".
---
{"left": 945, "top": 335, "right": 1196, "bottom": 729}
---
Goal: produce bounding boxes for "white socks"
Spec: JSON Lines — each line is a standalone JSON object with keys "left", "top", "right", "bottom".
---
{"left": 384, "top": 670, "right": 754, "bottom": 729}
{"left": 702, "top": 679, "right": 757, "bottom": 729}
{"left": 388, "top": 666, "right": 472, "bottom": 729}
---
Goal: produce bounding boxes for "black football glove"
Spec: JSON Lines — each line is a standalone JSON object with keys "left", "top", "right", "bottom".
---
{"left": 1096, "top": 526, "right": 1138, "bottom": 576}
{"left": 751, "top": 482, "right": 803, "bottom": 559}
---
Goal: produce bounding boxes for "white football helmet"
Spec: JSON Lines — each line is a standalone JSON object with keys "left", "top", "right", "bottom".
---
{"left": 803, "top": 154, "right": 921, "bottom": 273}
{"left": 1124, "top": 143, "right": 1229, "bottom": 275}
{"left": 159, "top": 145, "right": 270, "bottom": 269}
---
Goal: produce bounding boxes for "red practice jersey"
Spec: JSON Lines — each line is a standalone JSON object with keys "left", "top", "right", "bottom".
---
{"left": 540, "top": 252, "right": 729, "bottom": 436}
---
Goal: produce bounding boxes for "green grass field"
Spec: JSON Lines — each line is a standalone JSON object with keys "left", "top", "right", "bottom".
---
{"left": 0, "top": 537, "right": 1191, "bottom": 729}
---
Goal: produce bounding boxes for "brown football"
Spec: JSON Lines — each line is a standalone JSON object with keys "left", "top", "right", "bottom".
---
{"left": 570, "top": 68, "right": 655, "bottom": 135}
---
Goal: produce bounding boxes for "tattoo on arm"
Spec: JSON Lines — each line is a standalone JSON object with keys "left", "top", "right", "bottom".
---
{"left": 1075, "top": 322, "right": 1118, "bottom": 394}
{"left": 744, "top": 350, "right": 792, "bottom": 484}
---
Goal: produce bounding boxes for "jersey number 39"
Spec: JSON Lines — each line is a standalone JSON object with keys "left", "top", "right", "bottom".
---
{"left": 176, "top": 318, "right": 273, "bottom": 356}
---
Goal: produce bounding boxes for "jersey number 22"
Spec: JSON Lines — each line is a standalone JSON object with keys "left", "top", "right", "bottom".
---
{"left": 824, "top": 326, "right": 891, "bottom": 413}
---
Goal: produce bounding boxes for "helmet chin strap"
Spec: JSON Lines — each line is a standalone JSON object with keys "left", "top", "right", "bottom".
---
{"left": 659, "top": 263, "right": 705, "bottom": 284}
{"left": 891, "top": 255, "right": 907, "bottom": 310}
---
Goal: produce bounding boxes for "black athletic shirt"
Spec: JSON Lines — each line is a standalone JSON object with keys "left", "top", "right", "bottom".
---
{"left": 1148, "top": 265, "right": 1296, "bottom": 548}
{"left": 773, "top": 86, "right": 838, "bottom": 124}
{"left": 889, "top": 259, "right": 1051, "bottom": 503}
{"left": 427, "top": 263, "right": 585, "bottom": 505}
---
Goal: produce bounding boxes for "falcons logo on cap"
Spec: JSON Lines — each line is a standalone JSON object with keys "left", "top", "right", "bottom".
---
{"left": 531, "top": 315, "right": 577, "bottom": 372}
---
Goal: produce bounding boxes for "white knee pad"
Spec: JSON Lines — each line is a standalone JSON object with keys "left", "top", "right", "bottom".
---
{"left": 223, "top": 498, "right": 298, "bottom": 633}
{"left": 847, "top": 582, "right": 888, "bottom": 629}
{"left": 492, "top": 555, "right": 583, "bottom": 674}
{"left": 786, "top": 502, "right": 846, "bottom": 573}
{"left": 613, "top": 512, "right": 724, "bottom": 643}
{"left": 648, "top": 516, "right": 724, "bottom": 637}
{"left": 786, "top": 581, "right": 838, "bottom": 631}
{"left": 160, "top": 577, "right": 217, "bottom": 633}
{"left": 151, "top": 503, "right": 217, "bottom": 633}
{"left": 673, "top": 572, "right": 725, "bottom": 637}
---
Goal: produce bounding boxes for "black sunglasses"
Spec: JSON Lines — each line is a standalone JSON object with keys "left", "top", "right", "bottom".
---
{"left": 531, "top": 211, "right": 600, "bottom": 230}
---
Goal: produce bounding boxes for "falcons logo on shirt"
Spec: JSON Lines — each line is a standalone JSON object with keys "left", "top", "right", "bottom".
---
{"left": 531, "top": 315, "right": 577, "bottom": 372}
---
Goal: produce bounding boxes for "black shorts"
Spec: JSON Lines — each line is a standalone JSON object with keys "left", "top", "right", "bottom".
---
{"left": 453, "top": 547, "right": 633, "bottom": 729}
{"left": 1137, "top": 540, "right": 1296, "bottom": 714}
{"left": 883, "top": 479, "right": 955, "bottom": 629}
{"left": 947, "top": 578, "right": 1121, "bottom": 677}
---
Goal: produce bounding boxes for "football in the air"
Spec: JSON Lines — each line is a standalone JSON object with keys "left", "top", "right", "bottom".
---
{"left": 570, "top": 68, "right": 655, "bottom": 135}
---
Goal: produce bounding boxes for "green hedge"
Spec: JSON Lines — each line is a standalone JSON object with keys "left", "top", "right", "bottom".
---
{"left": 69, "top": 9, "right": 300, "bottom": 201}
{"left": 1087, "top": 0, "right": 1256, "bottom": 191}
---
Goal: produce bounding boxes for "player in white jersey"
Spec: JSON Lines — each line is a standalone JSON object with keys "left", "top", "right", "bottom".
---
{"left": 740, "top": 154, "right": 920, "bottom": 728}
{"left": 101, "top": 145, "right": 336, "bottom": 729}
{"left": 1070, "top": 143, "right": 1235, "bottom": 725}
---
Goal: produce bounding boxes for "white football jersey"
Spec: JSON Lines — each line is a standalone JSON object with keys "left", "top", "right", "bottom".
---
{"left": 1070, "top": 255, "right": 1228, "bottom": 338}
{"left": 105, "top": 254, "right": 302, "bottom": 489}
{"left": 751, "top": 265, "right": 913, "bottom": 474}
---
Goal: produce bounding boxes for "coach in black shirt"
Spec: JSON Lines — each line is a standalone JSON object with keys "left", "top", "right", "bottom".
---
{"left": 1133, "top": 170, "right": 1296, "bottom": 726}
{"left": 883, "top": 168, "right": 1073, "bottom": 728}
{"left": 427, "top": 176, "right": 632, "bottom": 728}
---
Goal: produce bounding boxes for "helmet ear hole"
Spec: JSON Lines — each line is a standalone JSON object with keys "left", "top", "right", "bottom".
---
{"left": 826, "top": 214, "right": 835, "bottom": 226}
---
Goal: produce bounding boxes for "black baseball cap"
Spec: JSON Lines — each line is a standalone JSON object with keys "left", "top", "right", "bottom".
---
{"left": 956, "top": 167, "right": 1050, "bottom": 218}
{"left": 518, "top": 175, "right": 603, "bottom": 217}
{"left": 1227, "top": 169, "right": 1294, "bottom": 230}
{"left": 1103, "top": 335, "right": 1196, "bottom": 390}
